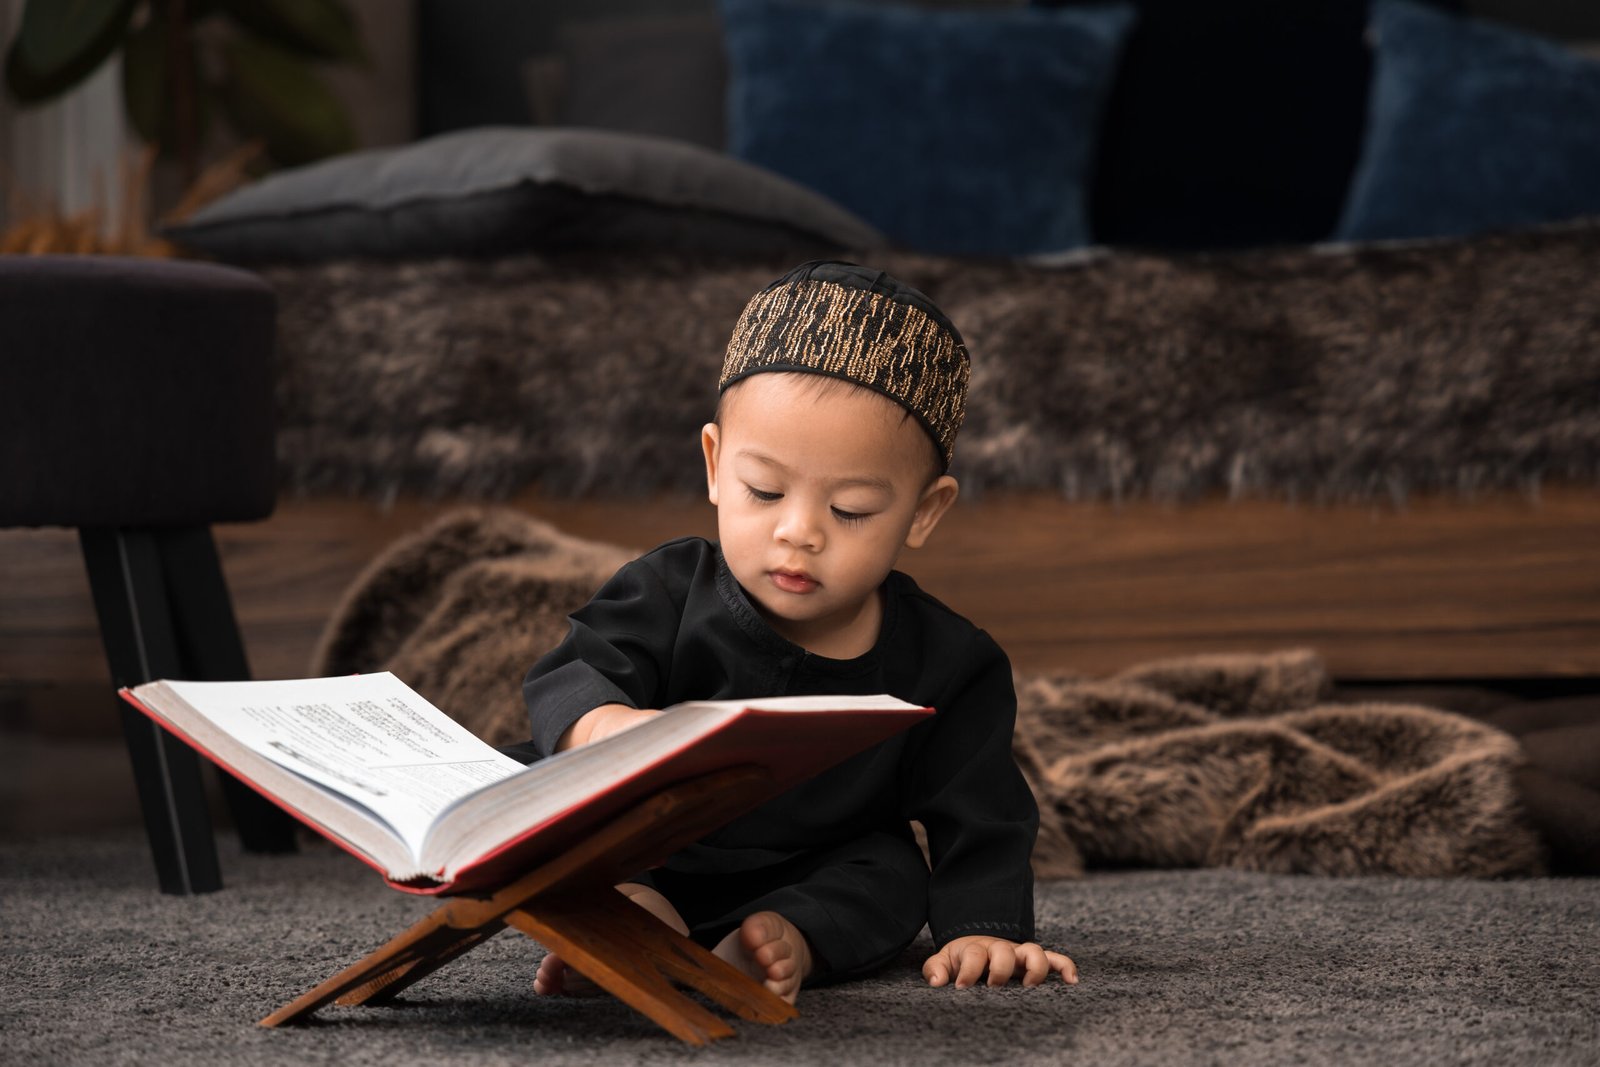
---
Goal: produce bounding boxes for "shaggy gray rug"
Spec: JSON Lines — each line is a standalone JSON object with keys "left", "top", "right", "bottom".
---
{"left": 3, "top": 830, "right": 1597, "bottom": 1066}
{"left": 262, "top": 220, "right": 1600, "bottom": 502}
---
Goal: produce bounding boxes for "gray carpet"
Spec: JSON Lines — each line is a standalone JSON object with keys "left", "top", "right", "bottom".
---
{"left": 4, "top": 831, "right": 1597, "bottom": 1067}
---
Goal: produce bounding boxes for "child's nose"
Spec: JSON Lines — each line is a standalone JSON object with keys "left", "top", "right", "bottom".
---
{"left": 774, "top": 504, "right": 823, "bottom": 551}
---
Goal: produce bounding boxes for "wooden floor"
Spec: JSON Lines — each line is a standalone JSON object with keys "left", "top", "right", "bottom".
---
{"left": 4, "top": 489, "right": 1600, "bottom": 703}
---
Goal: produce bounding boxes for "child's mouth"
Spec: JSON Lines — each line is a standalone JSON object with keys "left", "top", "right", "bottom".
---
{"left": 770, "top": 570, "right": 818, "bottom": 594}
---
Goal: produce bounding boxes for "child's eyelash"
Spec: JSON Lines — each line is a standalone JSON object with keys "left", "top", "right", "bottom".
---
{"left": 744, "top": 487, "right": 871, "bottom": 525}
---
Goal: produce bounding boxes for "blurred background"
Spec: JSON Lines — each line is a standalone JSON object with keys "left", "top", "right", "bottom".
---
{"left": 3, "top": 0, "right": 1598, "bottom": 251}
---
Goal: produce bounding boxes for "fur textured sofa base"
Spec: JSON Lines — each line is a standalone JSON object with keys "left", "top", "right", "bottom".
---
{"left": 264, "top": 220, "right": 1600, "bottom": 503}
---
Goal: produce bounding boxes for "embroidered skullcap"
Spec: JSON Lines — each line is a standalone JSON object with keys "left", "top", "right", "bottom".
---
{"left": 720, "top": 260, "right": 970, "bottom": 470}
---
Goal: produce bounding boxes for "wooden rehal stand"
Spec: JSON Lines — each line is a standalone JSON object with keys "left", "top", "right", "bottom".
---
{"left": 260, "top": 767, "right": 798, "bottom": 1044}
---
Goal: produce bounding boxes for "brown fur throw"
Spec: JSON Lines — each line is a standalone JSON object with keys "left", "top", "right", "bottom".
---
{"left": 264, "top": 220, "right": 1600, "bottom": 502}
{"left": 315, "top": 507, "right": 1545, "bottom": 879}
{"left": 1016, "top": 656, "right": 1542, "bottom": 879}
{"left": 312, "top": 508, "right": 633, "bottom": 745}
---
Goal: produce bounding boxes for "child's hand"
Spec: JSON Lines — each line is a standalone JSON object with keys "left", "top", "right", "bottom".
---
{"left": 557, "top": 704, "right": 663, "bottom": 750}
{"left": 922, "top": 936, "right": 1077, "bottom": 989}
{"left": 584, "top": 705, "right": 662, "bottom": 744}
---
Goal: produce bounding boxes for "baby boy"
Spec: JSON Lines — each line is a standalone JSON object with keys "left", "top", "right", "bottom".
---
{"left": 518, "top": 261, "right": 1076, "bottom": 1002}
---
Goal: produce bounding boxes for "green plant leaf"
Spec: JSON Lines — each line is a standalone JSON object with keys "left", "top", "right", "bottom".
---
{"left": 4, "top": 0, "right": 138, "bottom": 104}
{"left": 121, "top": 14, "right": 209, "bottom": 156}
{"left": 216, "top": 0, "right": 365, "bottom": 62}
{"left": 218, "top": 36, "right": 355, "bottom": 166}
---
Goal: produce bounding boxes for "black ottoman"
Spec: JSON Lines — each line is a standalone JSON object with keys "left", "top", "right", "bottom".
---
{"left": 0, "top": 255, "right": 296, "bottom": 893}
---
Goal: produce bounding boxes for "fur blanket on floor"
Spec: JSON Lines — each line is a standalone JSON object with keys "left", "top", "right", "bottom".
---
{"left": 315, "top": 507, "right": 1544, "bottom": 879}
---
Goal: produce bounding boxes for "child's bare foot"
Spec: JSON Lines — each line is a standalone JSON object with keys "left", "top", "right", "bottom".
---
{"left": 533, "top": 883, "right": 688, "bottom": 996}
{"left": 712, "top": 910, "right": 813, "bottom": 1004}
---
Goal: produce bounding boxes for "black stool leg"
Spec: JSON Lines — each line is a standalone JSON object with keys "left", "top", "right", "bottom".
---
{"left": 80, "top": 526, "right": 223, "bottom": 895}
{"left": 155, "top": 526, "right": 297, "bottom": 854}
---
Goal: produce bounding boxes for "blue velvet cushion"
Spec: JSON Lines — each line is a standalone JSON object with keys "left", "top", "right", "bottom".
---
{"left": 1336, "top": 0, "right": 1600, "bottom": 242}
{"left": 721, "top": 0, "right": 1136, "bottom": 256}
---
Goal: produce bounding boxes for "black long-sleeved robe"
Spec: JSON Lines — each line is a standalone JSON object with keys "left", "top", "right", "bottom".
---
{"left": 516, "top": 536, "right": 1038, "bottom": 950}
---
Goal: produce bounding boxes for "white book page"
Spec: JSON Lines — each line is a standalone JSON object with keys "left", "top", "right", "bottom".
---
{"left": 162, "top": 673, "right": 522, "bottom": 858}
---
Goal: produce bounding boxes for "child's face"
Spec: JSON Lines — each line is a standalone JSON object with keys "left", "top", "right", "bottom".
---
{"left": 702, "top": 373, "right": 958, "bottom": 656}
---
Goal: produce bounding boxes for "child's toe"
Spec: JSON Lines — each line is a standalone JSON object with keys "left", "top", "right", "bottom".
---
{"left": 740, "top": 911, "right": 783, "bottom": 949}
{"left": 754, "top": 935, "right": 792, "bottom": 967}
{"left": 532, "top": 953, "right": 565, "bottom": 995}
{"left": 533, "top": 952, "right": 600, "bottom": 997}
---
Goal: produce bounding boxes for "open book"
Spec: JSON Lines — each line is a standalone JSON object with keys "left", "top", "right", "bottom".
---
{"left": 120, "top": 673, "right": 931, "bottom": 895}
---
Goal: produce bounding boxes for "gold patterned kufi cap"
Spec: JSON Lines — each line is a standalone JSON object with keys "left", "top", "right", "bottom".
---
{"left": 720, "top": 261, "right": 970, "bottom": 470}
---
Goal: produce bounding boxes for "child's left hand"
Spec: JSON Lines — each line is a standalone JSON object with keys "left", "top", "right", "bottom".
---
{"left": 922, "top": 936, "right": 1078, "bottom": 989}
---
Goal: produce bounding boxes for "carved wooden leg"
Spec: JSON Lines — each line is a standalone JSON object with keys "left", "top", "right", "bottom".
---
{"left": 539, "top": 889, "right": 798, "bottom": 1024}
{"left": 506, "top": 900, "right": 736, "bottom": 1045}
{"left": 335, "top": 925, "right": 503, "bottom": 1007}
{"left": 260, "top": 911, "right": 506, "bottom": 1026}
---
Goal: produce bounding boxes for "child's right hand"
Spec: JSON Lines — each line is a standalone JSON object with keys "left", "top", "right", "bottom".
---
{"left": 922, "top": 936, "right": 1077, "bottom": 989}
{"left": 558, "top": 703, "right": 663, "bottom": 750}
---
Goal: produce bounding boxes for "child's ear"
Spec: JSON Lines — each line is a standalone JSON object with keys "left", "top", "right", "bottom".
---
{"left": 904, "top": 474, "right": 958, "bottom": 549}
{"left": 701, "top": 422, "right": 722, "bottom": 506}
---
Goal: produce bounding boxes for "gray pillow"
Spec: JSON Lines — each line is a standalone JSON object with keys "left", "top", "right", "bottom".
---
{"left": 166, "top": 127, "right": 886, "bottom": 263}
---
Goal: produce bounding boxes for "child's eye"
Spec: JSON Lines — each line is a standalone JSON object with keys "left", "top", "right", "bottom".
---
{"left": 831, "top": 506, "right": 871, "bottom": 525}
{"left": 745, "top": 486, "right": 781, "bottom": 503}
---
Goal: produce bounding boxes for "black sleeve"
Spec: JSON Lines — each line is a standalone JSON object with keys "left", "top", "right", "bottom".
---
{"left": 902, "top": 629, "right": 1038, "bottom": 947}
{"left": 521, "top": 556, "right": 680, "bottom": 757}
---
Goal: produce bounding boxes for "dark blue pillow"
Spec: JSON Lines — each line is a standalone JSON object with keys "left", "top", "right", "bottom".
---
{"left": 721, "top": 0, "right": 1136, "bottom": 256}
{"left": 1336, "top": 0, "right": 1600, "bottom": 242}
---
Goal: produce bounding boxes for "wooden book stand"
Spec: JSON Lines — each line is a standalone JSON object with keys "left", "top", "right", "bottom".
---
{"left": 260, "top": 767, "right": 798, "bottom": 1044}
